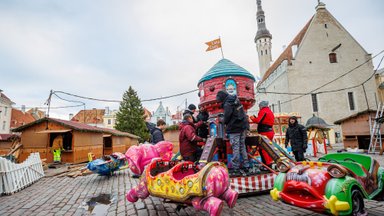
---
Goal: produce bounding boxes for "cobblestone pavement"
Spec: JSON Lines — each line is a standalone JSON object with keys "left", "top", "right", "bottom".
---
{"left": 1, "top": 144, "right": 384, "bottom": 216}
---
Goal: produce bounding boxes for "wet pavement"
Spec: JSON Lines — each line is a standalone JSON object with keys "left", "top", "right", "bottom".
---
{"left": 1, "top": 144, "right": 384, "bottom": 215}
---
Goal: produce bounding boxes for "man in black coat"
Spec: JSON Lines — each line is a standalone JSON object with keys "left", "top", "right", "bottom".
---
{"left": 285, "top": 116, "right": 308, "bottom": 161}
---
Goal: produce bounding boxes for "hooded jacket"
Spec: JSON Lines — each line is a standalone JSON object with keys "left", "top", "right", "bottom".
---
{"left": 285, "top": 116, "right": 308, "bottom": 151}
{"left": 179, "top": 120, "right": 203, "bottom": 157}
{"left": 222, "top": 94, "right": 248, "bottom": 134}
{"left": 150, "top": 127, "right": 164, "bottom": 144}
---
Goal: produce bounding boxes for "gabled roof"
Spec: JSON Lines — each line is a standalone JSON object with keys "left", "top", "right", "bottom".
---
{"left": 0, "top": 92, "right": 13, "bottom": 105}
{"left": 154, "top": 102, "right": 167, "bottom": 116}
{"left": 258, "top": 17, "right": 313, "bottom": 86}
{"left": 71, "top": 109, "right": 105, "bottom": 124}
{"left": 12, "top": 117, "right": 140, "bottom": 138}
{"left": 11, "top": 108, "right": 36, "bottom": 128}
{"left": 27, "top": 108, "right": 45, "bottom": 120}
{"left": 198, "top": 58, "right": 255, "bottom": 85}
{"left": 144, "top": 108, "right": 152, "bottom": 118}
{"left": 12, "top": 117, "right": 105, "bottom": 133}
{"left": 334, "top": 109, "right": 376, "bottom": 125}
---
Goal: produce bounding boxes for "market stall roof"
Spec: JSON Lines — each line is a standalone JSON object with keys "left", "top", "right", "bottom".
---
{"left": 36, "top": 129, "right": 72, "bottom": 134}
{"left": 12, "top": 117, "right": 140, "bottom": 139}
{"left": 334, "top": 109, "right": 376, "bottom": 125}
{"left": 305, "top": 115, "right": 332, "bottom": 130}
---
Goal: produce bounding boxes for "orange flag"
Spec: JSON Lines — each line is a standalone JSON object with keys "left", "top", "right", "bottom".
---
{"left": 205, "top": 38, "right": 222, "bottom": 51}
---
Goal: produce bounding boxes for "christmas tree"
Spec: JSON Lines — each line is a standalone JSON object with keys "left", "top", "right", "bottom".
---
{"left": 115, "top": 86, "right": 149, "bottom": 142}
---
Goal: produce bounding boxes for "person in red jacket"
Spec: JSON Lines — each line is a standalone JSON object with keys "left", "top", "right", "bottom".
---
{"left": 179, "top": 114, "right": 205, "bottom": 162}
{"left": 250, "top": 101, "right": 275, "bottom": 166}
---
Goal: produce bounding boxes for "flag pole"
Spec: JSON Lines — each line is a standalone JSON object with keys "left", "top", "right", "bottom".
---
{"left": 219, "top": 36, "right": 224, "bottom": 59}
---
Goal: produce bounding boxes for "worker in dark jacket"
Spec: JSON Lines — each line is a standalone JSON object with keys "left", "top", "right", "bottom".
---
{"left": 285, "top": 116, "right": 308, "bottom": 161}
{"left": 179, "top": 114, "right": 205, "bottom": 162}
{"left": 216, "top": 90, "right": 250, "bottom": 176}
{"left": 150, "top": 119, "right": 166, "bottom": 144}
{"left": 250, "top": 101, "right": 274, "bottom": 166}
{"left": 196, "top": 106, "right": 209, "bottom": 139}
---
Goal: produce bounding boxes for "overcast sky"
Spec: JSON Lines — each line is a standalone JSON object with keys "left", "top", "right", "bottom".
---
{"left": 1, "top": 0, "right": 383, "bottom": 119}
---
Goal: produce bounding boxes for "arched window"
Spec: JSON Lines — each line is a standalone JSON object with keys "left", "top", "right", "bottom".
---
{"left": 329, "top": 53, "right": 337, "bottom": 63}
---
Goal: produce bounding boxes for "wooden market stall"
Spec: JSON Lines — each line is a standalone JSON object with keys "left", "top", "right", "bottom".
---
{"left": 12, "top": 117, "right": 140, "bottom": 163}
{"left": 334, "top": 109, "right": 382, "bottom": 150}
{"left": 102, "top": 128, "right": 140, "bottom": 155}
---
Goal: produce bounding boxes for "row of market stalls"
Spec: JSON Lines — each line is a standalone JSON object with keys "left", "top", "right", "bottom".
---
{"left": 11, "top": 117, "right": 140, "bottom": 163}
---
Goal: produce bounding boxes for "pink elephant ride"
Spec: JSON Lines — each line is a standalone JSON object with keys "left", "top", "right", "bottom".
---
{"left": 125, "top": 141, "right": 174, "bottom": 175}
{"left": 126, "top": 158, "right": 238, "bottom": 216}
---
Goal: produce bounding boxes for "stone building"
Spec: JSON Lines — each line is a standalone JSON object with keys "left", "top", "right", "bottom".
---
{"left": 255, "top": 1, "right": 377, "bottom": 135}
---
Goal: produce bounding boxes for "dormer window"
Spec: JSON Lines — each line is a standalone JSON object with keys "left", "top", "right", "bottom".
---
{"left": 329, "top": 53, "right": 337, "bottom": 63}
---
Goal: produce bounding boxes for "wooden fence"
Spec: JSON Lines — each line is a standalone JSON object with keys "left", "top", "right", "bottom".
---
{"left": 0, "top": 153, "right": 44, "bottom": 195}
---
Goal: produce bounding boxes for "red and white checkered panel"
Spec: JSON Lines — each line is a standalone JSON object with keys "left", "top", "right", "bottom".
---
{"left": 230, "top": 173, "right": 276, "bottom": 194}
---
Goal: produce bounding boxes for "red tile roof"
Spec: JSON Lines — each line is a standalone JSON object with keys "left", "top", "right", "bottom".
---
{"left": 258, "top": 16, "right": 313, "bottom": 86}
{"left": 71, "top": 109, "right": 105, "bottom": 124}
{"left": 0, "top": 134, "right": 19, "bottom": 141}
{"left": 144, "top": 108, "right": 152, "bottom": 118}
{"left": 11, "top": 108, "right": 36, "bottom": 128}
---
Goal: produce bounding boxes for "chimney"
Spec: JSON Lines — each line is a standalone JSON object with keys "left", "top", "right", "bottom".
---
{"left": 21, "top": 105, "right": 26, "bottom": 113}
{"left": 69, "top": 113, "right": 74, "bottom": 120}
{"left": 105, "top": 106, "right": 109, "bottom": 115}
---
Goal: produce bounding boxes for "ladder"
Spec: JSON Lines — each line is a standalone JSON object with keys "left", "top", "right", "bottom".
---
{"left": 368, "top": 103, "right": 384, "bottom": 154}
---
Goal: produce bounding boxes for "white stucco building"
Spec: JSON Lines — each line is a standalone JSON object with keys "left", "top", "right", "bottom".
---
{"left": 0, "top": 90, "right": 14, "bottom": 134}
{"left": 254, "top": 2, "right": 377, "bottom": 134}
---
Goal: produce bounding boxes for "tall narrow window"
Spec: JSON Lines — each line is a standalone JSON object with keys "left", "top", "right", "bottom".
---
{"left": 4, "top": 107, "right": 7, "bottom": 116}
{"left": 2, "top": 121, "right": 5, "bottom": 130}
{"left": 329, "top": 53, "right": 337, "bottom": 63}
{"left": 348, "top": 92, "right": 355, "bottom": 111}
{"left": 324, "top": 23, "right": 328, "bottom": 28}
{"left": 311, "top": 94, "right": 318, "bottom": 112}
{"left": 261, "top": 50, "right": 263, "bottom": 56}
{"left": 271, "top": 104, "right": 275, "bottom": 113}
{"left": 265, "top": 50, "right": 268, "bottom": 55}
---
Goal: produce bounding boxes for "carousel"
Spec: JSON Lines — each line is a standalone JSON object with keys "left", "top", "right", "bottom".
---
{"left": 125, "top": 58, "right": 294, "bottom": 216}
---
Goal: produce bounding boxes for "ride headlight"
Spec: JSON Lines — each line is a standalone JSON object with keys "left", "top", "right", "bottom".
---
{"left": 277, "top": 161, "right": 291, "bottom": 173}
{"left": 327, "top": 164, "right": 347, "bottom": 178}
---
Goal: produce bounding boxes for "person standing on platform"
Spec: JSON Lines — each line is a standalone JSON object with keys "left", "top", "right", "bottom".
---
{"left": 285, "top": 116, "right": 308, "bottom": 161}
{"left": 216, "top": 90, "right": 250, "bottom": 176}
{"left": 250, "top": 101, "right": 275, "bottom": 168}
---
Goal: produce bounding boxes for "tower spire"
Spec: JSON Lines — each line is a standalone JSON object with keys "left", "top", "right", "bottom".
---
{"left": 255, "top": 0, "right": 272, "bottom": 42}
{"left": 255, "top": 0, "right": 272, "bottom": 78}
